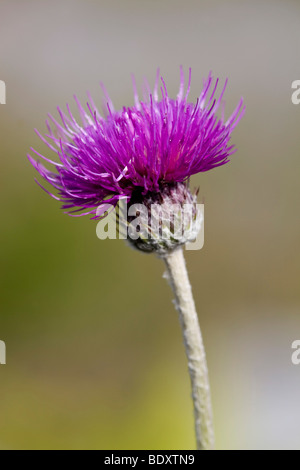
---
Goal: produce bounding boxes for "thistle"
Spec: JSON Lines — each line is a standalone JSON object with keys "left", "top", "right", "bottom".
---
{"left": 28, "top": 68, "right": 245, "bottom": 450}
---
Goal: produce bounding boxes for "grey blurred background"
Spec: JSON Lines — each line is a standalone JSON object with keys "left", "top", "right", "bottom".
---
{"left": 0, "top": 0, "right": 300, "bottom": 450}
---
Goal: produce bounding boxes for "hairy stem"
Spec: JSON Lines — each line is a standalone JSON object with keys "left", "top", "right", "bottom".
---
{"left": 162, "top": 247, "right": 215, "bottom": 450}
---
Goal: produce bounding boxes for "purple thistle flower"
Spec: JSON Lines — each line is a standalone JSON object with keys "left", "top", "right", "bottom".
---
{"left": 28, "top": 68, "right": 245, "bottom": 219}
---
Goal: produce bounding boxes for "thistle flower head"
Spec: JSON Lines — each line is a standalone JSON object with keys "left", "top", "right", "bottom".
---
{"left": 28, "top": 68, "right": 244, "bottom": 217}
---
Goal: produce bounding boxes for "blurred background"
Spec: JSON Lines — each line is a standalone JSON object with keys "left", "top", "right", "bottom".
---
{"left": 0, "top": 0, "right": 300, "bottom": 450}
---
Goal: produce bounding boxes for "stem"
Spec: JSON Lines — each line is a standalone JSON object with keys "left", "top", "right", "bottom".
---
{"left": 162, "top": 247, "right": 215, "bottom": 450}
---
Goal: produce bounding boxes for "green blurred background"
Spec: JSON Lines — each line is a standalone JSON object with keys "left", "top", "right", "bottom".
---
{"left": 1, "top": 0, "right": 300, "bottom": 450}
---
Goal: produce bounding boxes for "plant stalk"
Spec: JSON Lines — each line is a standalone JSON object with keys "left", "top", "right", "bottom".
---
{"left": 162, "top": 247, "right": 215, "bottom": 450}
